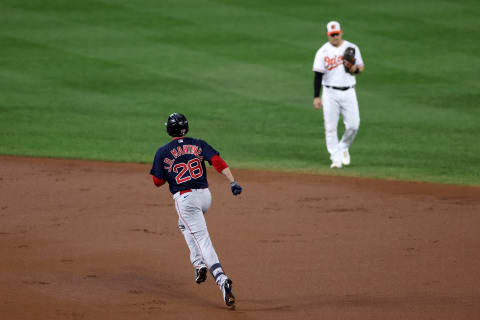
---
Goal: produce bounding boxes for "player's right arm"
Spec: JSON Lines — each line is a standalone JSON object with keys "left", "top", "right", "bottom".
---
{"left": 312, "top": 48, "right": 326, "bottom": 110}
{"left": 313, "top": 71, "right": 323, "bottom": 109}
{"left": 152, "top": 176, "right": 166, "bottom": 187}
{"left": 150, "top": 148, "right": 167, "bottom": 187}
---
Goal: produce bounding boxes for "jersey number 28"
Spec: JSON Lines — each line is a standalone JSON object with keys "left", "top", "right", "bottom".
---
{"left": 173, "top": 158, "right": 203, "bottom": 184}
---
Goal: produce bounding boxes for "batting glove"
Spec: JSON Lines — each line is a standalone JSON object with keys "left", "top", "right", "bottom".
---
{"left": 230, "top": 181, "right": 242, "bottom": 196}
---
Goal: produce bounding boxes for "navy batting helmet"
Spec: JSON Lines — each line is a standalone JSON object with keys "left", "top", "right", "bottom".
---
{"left": 166, "top": 113, "right": 189, "bottom": 137}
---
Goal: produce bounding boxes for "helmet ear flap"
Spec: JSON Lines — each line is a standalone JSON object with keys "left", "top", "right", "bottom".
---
{"left": 166, "top": 113, "right": 189, "bottom": 137}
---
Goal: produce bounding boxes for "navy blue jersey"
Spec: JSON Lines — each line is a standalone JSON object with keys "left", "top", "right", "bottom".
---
{"left": 150, "top": 137, "right": 220, "bottom": 194}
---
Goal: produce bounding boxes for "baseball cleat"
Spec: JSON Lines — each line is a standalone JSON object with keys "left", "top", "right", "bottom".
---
{"left": 330, "top": 161, "right": 342, "bottom": 169}
{"left": 342, "top": 149, "right": 350, "bottom": 166}
{"left": 222, "top": 278, "right": 235, "bottom": 307}
{"left": 195, "top": 266, "right": 208, "bottom": 284}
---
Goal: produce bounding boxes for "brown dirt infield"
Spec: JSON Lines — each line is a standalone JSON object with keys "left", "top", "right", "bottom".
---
{"left": 1, "top": 155, "right": 480, "bottom": 320}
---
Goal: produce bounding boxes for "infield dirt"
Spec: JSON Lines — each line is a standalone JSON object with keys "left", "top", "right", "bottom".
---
{"left": 1, "top": 156, "right": 479, "bottom": 320}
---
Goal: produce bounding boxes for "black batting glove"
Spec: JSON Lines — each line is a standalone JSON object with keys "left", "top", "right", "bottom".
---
{"left": 230, "top": 181, "right": 242, "bottom": 196}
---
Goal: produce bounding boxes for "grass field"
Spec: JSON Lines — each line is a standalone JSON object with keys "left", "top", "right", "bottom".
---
{"left": 1, "top": 0, "right": 479, "bottom": 185}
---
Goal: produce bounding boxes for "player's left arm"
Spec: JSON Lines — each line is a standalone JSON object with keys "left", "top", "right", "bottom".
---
{"left": 202, "top": 140, "right": 242, "bottom": 196}
{"left": 353, "top": 45, "right": 365, "bottom": 74}
{"left": 351, "top": 62, "right": 364, "bottom": 74}
{"left": 211, "top": 155, "right": 242, "bottom": 196}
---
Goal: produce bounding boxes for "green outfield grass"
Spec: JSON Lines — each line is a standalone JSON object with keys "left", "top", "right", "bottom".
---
{"left": 1, "top": 0, "right": 479, "bottom": 185}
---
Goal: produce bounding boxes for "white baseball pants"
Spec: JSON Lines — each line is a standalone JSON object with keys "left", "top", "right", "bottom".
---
{"left": 174, "top": 188, "right": 227, "bottom": 286}
{"left": 322, "top": 87, "right": 360, "bottom": 161}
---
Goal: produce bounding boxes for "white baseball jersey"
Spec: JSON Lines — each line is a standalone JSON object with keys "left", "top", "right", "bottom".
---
{"left": 313, "top": 40, "right": 364, "bottom": 87}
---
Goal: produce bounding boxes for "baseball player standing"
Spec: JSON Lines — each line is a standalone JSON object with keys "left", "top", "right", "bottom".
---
{"left": 312, "top": 21, "right": 365, "bottom": 168}
{"left": 150, "top": 113, "right": 242, "bottom": 307}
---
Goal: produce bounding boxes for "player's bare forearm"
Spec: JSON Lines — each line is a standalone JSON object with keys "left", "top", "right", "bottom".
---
{"left": 352, "top": 64, "right": 364, "bottom": 74}
{"left": 221, "top": 167, "right": 235, "bottom": 183}
{"left": 222, "top": 167, "right": 242, "bottom": 196}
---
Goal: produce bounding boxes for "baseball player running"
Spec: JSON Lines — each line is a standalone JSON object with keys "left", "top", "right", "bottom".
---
{"left": 312, "top": 21, "right": 364, "bottom": 168}
{"left": 150, "top": 113, "right": 242, "bottom": 307}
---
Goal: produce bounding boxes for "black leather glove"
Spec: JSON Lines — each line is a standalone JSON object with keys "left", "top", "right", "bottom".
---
{"left": 343, "top": 46, "right": 356, "bottom": 74}
{"left": 230, "top": 181, "right": 242, "bottom": 196}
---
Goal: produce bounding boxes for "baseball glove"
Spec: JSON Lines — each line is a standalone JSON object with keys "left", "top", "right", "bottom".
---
{"left": 343, "top": 47, "right": 356, "bottom": 74}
